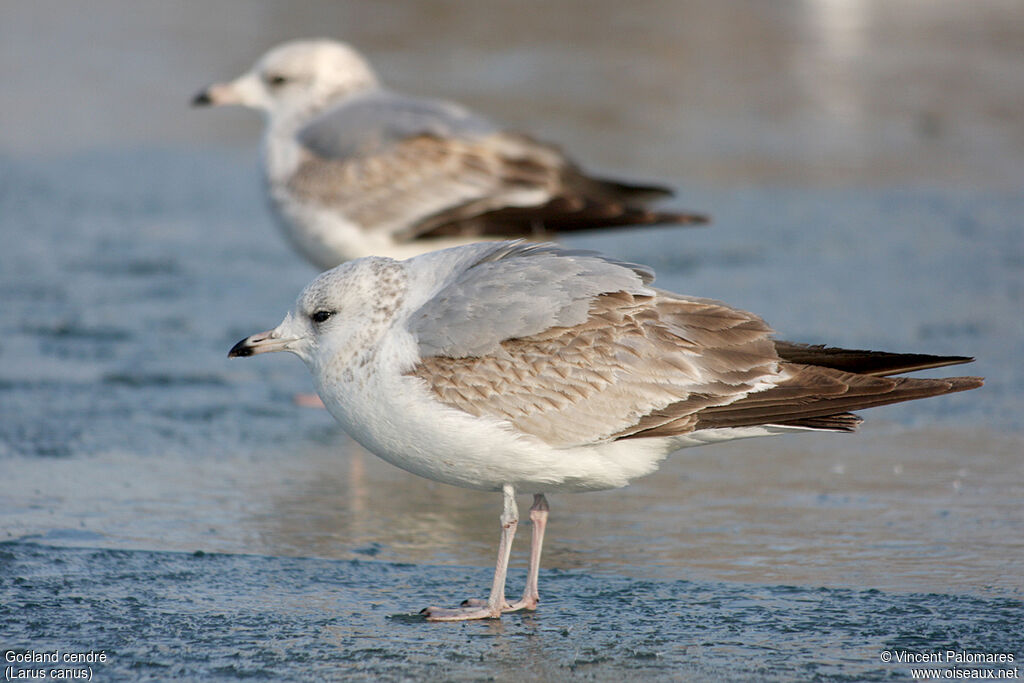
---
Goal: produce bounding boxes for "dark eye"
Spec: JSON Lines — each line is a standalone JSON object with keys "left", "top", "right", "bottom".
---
{"left": 266, "top": 74, "right": 288, "bottom": 87}
{"left": 310, "top": 310, "right": 334, "bottom": 324}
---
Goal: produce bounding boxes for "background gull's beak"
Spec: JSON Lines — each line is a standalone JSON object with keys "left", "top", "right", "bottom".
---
{"left": 191, "top": 81, "right": 240, "bottom": 107}
{"left": 191, "top": 88, "right": 214, "bottom": 106}
{"left": 191, "top": 73, "right": 262, "bottom": 108}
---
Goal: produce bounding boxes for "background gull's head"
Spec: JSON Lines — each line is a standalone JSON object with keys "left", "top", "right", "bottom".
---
{"left": 192, "top": 38, "right": 379, "bottom": 124}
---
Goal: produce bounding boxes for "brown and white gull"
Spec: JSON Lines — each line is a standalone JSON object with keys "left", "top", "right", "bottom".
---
{"left": 194, "top": 39, "right": 707, "bottom": 270}
{"left": 228, "top": 241, "right": 982, "bottom": 621}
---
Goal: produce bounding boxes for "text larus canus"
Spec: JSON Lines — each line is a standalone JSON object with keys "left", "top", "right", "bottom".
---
{"left": 194, "top": 39, "right": 707, "bottom": 270}
{"left": 229, "top": 241, "right": 982, "bottom": 620}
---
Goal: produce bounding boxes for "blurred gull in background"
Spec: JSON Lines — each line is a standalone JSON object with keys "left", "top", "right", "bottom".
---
{"left": 193, "top": 39, "right": 707, "bottom": 270}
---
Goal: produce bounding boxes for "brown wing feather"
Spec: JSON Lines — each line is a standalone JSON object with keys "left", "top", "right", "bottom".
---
{"left": 409, "top": 133, "right": 708, "bottom": 239}
{"left": 410, "top": 291, "right": 777, "bottom": 448}
{"left": 410, "top": 288, "right": 983, "bottom": 446}
{"left": 288, "top": 135, "right": 515, "bottom": 236}
{"left": 691, "top": 368, "right": 982, "bottom": 432}
{"left": 291, "top": 130, "right": 707, "bottom": 241}
{"left": 419, "top": 201, "right": 708, "bottom": 239}
{"left": 619, "top": 364, "right": 981, "bottom": 439}
{"left": 778, "top": 413, "right": 864, "bottom": 432}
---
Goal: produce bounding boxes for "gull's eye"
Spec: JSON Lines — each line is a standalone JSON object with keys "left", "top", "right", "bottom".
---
{"left": 265, "top": 73, "right": 288, "bottom": 87}
{"left": 310, "top": 310, "right": 334, "bottom": 324}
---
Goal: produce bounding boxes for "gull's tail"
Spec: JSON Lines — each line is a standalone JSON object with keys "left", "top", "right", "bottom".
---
{"left": 692, "top": 344, "right": 983, "bottom": 433}
{"left": 620, "top": 345, "right": 982, "bottom": 439}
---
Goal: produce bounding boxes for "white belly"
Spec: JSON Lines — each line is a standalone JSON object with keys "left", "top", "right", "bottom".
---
{"left": 270, "top": 187, "right": 373, "bottom": 269}
{"left": 316, "top": 370, "right": 674, "bottom": 493}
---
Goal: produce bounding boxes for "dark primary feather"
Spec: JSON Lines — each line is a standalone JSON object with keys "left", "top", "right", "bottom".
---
{"left": 417, "top": 195, "right": 707, "bottom": 239}
{"left": 773, "top": 342, "right": 975, "bottom": 376}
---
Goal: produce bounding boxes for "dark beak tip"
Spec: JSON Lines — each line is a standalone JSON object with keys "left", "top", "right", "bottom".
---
{"left": 191, "top": 90, "right": 213, "bottom": 107}
{"left": 228, "top": 338, "right": 253, "bottom": 358}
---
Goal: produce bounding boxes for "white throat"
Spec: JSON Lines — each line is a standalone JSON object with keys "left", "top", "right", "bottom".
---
{"left": 262, "top": 111, "right": 310, "bottom": 185}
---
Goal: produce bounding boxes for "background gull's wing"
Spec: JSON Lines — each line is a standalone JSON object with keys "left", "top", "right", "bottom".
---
{"left": 297, "top": 89, "right": 498, "bottom": 160}
{"left": 285, "top": 131, "right": 564, "bottom": 240}
{"left": 289, "top": 93, "right": 707, "bottom": 242}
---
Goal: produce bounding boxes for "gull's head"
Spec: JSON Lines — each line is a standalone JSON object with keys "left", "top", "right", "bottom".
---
{"left": 192, "top": 38, "right": 378, "bottom": 122}
{"left": 229, "top": 256, "right": 408, "bottom": 375}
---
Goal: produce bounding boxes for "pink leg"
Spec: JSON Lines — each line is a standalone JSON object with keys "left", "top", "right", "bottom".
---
{"left": 507, "top": 494, "right": 548, "bottom": 612}
{"left": 422, "top": 485, "right": 518, "bottom": 621}
{"left": 293, "top": 393, "right": 325, "bottom": 408}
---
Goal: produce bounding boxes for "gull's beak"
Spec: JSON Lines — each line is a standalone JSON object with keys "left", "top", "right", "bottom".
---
{"left": 191, "top": 88, "right": 214, "bottom": 106}
{"left": 192, "top": 82, "right": 240, "bottom": 107}
{"left": 228, "top": 329, "right": 295, "bottom": 358}
{"left": 191, "top": 73, "right": 262, "bottom": 108}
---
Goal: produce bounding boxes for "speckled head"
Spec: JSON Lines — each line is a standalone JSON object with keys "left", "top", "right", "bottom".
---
{"left": 228, "top": 256, "right": 408, "bottom": 376}
{"left": 299, "top": 256, "right": 408, "bottom": 328}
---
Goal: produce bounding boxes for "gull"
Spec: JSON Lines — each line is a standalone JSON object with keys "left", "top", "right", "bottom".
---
{"left": 193, "top": 39, "right": 708, "bottom": 270}
{"left": 228, "top": 241, "right": 982, "bottom": 620}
